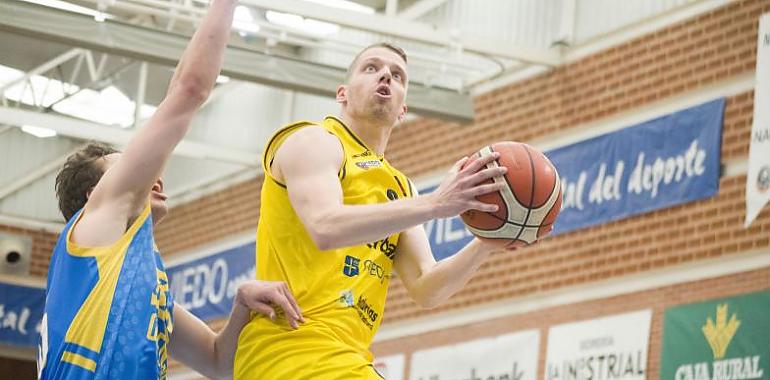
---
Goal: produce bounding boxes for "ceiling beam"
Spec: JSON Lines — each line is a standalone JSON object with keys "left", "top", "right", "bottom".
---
{"left": 0, "top": 48, "right": 83, "bottom": 94}
{"left": 398, "top": 0, "right": 449, "bottom": 20}
{"left": 0, "top": 0, "right": 475, "bottom": 123}
{"left": 555, "top": 0, "right": 577, "bottom": 46}
{"left": 242, "top": 0, "right": 561, "bottom": 66}
{"left": 0, "top": 107, "right": 260, "bottom": 166}
{"left": 385, "top": 0, "right": 398, "bottom": 16}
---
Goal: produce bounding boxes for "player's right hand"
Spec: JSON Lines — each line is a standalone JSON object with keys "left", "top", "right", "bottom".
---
{"left": 427, "top": 152, "right": 507, "bottom": 218}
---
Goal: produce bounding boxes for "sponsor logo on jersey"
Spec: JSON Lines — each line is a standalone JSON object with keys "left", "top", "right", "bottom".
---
{"left": 367, "top": 237, "right": 396, "bottom": 260}
{"left": 363, "top": 259, "right": 388, "bottom": 284}
{"left": 355, "top": 294, "right": 379, "bottom": 329}
{"left": 355, "top": 160, "right": 382, "bottom": 170}
{"left": 338, "top": 290, "right": 354, "bottom": 308}
{"left": 342, "top": 255, "right": 360, "bottom": 277}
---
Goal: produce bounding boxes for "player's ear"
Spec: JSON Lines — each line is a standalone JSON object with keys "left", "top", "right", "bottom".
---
{"left": 397, "top": 104, "right": 408, "bottom": 123}
{"left": 336, "top": 85, "right": 347, "bottom": 104}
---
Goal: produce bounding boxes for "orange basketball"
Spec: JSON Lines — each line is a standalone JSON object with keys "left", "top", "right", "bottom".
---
{"left": 460, "top": 141, "right": 562, "bottom": 249}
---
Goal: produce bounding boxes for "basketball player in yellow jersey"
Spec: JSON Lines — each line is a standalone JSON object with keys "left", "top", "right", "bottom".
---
{"left": 234, "top": 43, "right": 509, "bottom": 379}
{"left": 38, "top": 1, "right": 302, "bottom": 379}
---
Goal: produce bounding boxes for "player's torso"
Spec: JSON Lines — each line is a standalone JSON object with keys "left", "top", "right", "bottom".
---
{"left": 237, "top": 117, "right": 412, "bottom": 378}
{"left": 38, "top": 204, "right": 174, "bottom": 380}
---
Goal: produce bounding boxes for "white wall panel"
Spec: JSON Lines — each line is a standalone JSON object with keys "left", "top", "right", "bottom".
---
{"left": 574, "top": 0, "right": 692, "bottom": 42}
{"left": 186, "top": 82, "right": 294, "bottom": 152}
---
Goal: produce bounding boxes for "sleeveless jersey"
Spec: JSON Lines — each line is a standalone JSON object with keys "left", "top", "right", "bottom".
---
{"left": 234, "top": 116, "right": 414, "bottom": 379}
{"left": 37, "top": 203, "right": 174, "bottom": 380}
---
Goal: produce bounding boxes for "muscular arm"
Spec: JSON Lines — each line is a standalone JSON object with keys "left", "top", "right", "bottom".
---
{"left": 393, "top": 226, "right": 500, "bottom": 308}
{"left": 169, "top": 281, "right": 303, "bottom": 379}
{"left": 274, "top": 126, "right": 506, "bottom": 250}
{"left": 73, "top": 0, "right": 237, "bottom": 245}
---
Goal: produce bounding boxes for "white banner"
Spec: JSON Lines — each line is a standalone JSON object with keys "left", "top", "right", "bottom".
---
{"left": 373, "top": 354, "right": 405, "bottom": 380}
{"left": 746, "top": 13, "right": 770, "bottom": 227}
{"left": 545, "top": 310, "right": 652, "bottom": 380}
{"left": 409, "top": 330, "right": 540, "bottom": 380}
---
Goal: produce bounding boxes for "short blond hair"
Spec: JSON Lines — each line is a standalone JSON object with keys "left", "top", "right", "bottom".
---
{"left": 346, "top": 43, "right": 407, "bottom": 80}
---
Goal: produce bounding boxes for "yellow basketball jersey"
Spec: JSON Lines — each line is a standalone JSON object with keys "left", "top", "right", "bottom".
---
{"left": 234, "top": 116, "right": 413, "bottom": 379}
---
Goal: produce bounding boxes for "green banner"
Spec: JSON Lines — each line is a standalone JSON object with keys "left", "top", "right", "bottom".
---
{"left": 660, "top": 290, "right": 770, "bottom": 380}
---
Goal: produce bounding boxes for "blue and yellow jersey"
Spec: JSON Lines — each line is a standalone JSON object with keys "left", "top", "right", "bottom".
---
{"left": 234, "top": 116, "right": 414, "bottom": 379}
{"left": 38, "top": 202, "right": 174, "bottom": 380}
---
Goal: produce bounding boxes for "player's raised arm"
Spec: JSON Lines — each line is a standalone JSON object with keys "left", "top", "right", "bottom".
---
{"left": 85, "top": 0, "right": 237, "bottom": 233}
{"left": 275, "top": 129, "right": 506, "bottom": 250}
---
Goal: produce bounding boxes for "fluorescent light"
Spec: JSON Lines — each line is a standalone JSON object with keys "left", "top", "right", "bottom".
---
{"left": 216, "top": 75, "right": 230, "bottom": 84}
{"left": 1, "top": 64, "right": 80, "bottom": 107}
{"left": 266, "top": 11, "right": 303, "bottom": 27}
{"left": 18, "top": 0, "right": 115, "bottom": 20}
{"left": 137, "top": 103, "right": 157, "bottom": 121}
{"left": 233, "top": 5, "right": 260, "bottom": 34}
{"left": 21, "top": 125, "right": 57, "bottom": 138}
{"left": 266, "top": 10, "right": 340, "bottom": 36}
{"left": 52, "top": 86, "right": 157, "bottom": 127}
{"left": 235, "top": 5, "right": 253, "bottom": 21}
{"left": 0, "top": 65, "right": 23, "bottom": 83}
{"left": 303, "top": 18, "right": 341, "bottom": 35}
{"left": 0, "top": 64, "right": 155, "bottom": 128}
{"left": 302, "top": 0, "right": 374, "bottom": 14}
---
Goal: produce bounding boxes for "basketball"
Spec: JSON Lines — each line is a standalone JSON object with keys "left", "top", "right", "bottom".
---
{"left": 460, "top": 142, "right": 562, "bottom": 248}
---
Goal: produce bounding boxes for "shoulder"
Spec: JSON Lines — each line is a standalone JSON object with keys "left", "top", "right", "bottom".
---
{"left": 264, "top": 122, "right": 341, "bottom": 166}
{"left": 277, "top": 125, "right": 342, "bottom": 157}
{"left": 272, "top": 125, "right": 344, "bottom": 180}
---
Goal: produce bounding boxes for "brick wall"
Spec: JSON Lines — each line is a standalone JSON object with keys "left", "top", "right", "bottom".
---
{"left": 153, "top": 0, "right": 770, "bottom": 323}
{"left": 154, "top": 179, "right": 263, "bottom": 255}
{"left": 371, "top": 267, "right": 770, "bottom": 379}
{"left": 17, "top": 0, "right": 769, "bottom": 287}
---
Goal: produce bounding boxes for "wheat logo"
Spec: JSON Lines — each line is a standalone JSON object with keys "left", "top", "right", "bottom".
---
{"left": 702, "top": 304, "right": 740, "bottom": 360}
{"left": 670, "top": 298, "right": 766, "bottom": 380}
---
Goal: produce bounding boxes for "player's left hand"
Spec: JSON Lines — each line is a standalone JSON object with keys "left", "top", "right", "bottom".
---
{"left": 235, "top": 280, "right": 304, "bottom": 329}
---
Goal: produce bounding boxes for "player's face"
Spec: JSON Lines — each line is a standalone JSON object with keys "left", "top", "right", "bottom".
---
{"left": 339, "top": 47, "right": 408, "bottom": 125}
{"left": 99, "top": 153, "right": 169, "bottom": 225}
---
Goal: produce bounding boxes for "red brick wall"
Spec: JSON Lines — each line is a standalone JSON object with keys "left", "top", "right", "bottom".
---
{"left": 371, "top": 268, "right": 770, "bottom": 379}
{"left": 15, "top": 0, "right": 770, "bottom": 298}
{"left": 153, "top": 0, "right": 770, "bottom": 323}
{"left": 154, "top": 179, "right": 263, "bottom": 255}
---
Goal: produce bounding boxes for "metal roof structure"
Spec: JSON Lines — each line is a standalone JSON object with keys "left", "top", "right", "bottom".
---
{"left": 0, "top": 0, "right": 727, "bottom": 229}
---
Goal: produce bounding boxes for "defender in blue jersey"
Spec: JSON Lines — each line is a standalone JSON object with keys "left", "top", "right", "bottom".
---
{"left": 37, "top": 1, "right": 303, "bottom": 379}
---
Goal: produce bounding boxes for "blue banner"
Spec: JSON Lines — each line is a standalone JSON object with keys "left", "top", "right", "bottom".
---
{"left": 419, "top": 98, "right": 725, "bottom": 259}
{"left": 0, "top": 282, "right": 45, "bottom": 347}
{"left": 549, "top": 98, "right": 724, "bottom": 234}
{"left": 167, "top": 242, "right": 256, "bottom": 321}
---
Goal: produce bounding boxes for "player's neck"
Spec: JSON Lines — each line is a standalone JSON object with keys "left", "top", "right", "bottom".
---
{"left": 339, "top": 114, "right": 393, "bottom": 156}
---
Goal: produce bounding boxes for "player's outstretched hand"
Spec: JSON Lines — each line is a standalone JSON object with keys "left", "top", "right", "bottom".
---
{"left": 236, "top": 281, "right": 304, "bottom": 329}
{"left": 428, "top": 152, "right": 507, "bottom": 218}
